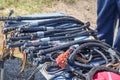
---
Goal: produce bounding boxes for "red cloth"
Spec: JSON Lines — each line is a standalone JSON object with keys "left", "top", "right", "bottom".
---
{"left": 93, "top": 71, "right": 120, "bottom": 80}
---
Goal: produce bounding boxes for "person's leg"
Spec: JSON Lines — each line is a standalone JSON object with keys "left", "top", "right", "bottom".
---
{"left": 114, "top": 0, "right": 120, "bottom": 52}
{"left": 96, "top": 0, "right": 117, "bottom": 46}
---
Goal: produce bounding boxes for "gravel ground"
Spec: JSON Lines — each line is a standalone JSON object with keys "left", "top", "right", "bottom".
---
{"left": 4, "top": 59, "right": 46, "bottom": 80}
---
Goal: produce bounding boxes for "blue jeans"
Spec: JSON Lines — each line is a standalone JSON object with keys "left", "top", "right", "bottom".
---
{"left": 96, "top": 0, "right": 120, "bottom": 52}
